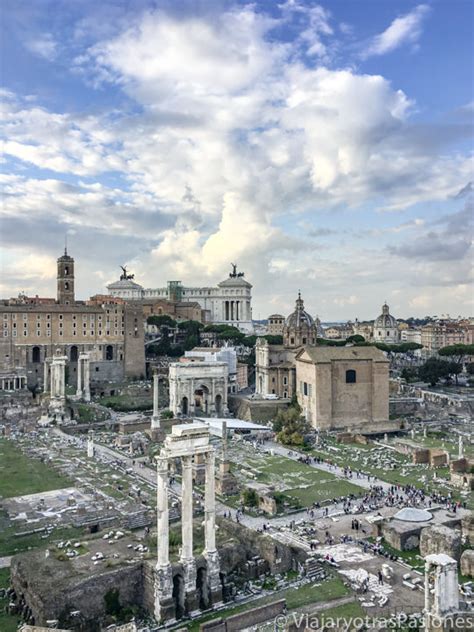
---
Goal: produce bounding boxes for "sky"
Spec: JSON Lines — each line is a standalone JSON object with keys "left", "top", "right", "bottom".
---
{"left": 1, "top": 0, "right": 473, "bottom": 321}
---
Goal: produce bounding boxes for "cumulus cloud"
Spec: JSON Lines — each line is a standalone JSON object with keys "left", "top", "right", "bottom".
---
{"left": 1, "top": 3, "right": 472, "bottom": 317}
{"left": 362, "top": 4, "right": 430, "bottom": 59}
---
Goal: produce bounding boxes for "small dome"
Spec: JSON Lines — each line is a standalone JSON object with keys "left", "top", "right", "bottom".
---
{"left": 374, "top": 303, "right": 397, "bottom": 329}
{"left": 394, "top": 508, "right": 433, "bottom": 522}
{"left": 285, "top": 293, "right": 315, "bottom": 328}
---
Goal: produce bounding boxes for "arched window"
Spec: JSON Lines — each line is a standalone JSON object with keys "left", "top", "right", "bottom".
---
{"left": 346, "top": 369, "right": 356, "bottom": 384}
{"left": 105, "top": 345, "right": 114, "bottom": 361}
{"left": 64, "top": 281, "right": 69, "bottom": 290}
{"left": 70, "top": 345, "right": 78, "bottom": 362}
{"left": 32, "top": 346, "right": 41, "bottom": 363}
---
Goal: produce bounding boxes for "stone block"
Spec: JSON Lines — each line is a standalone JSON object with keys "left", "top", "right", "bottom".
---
{"left": 420, "top": 525, "right": 461, "bottom": 560}
{"left": 460, "top": 549, "right": 474, "bottom": 578}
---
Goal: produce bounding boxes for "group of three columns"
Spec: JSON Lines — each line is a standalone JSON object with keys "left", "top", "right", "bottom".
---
{"left": 155, "top": 446, "right": 222, "bottom": 622}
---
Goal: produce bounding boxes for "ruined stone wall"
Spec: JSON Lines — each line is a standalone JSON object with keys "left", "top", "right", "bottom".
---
{"left": 420, "top": 525, "right": 461, "bottom": 560}
{"left": 10, "top": 555, "right": 144, "bottom": 631}
{"left": 200, "top": 599, "right": 286, "bottom": 632}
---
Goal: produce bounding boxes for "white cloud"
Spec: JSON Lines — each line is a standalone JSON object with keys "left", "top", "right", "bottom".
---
{"left": 25, "top": 33, "right": 58, "bottom": 61}
{"left": 362, "top": 4, "right": 430, "bottom": 59}
{"left": 1, "top": 4, "right": 472, "bottom": 318}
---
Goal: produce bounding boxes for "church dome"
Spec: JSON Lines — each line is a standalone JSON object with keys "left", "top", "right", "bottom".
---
{"left": 374, "top": 303, "right": 397, "bottom": 329}
{"left": 283, "top": 292, "right": 318, "bottom": 348}
{"left": 285, "top": 293, "right": 315, "bottom": 328}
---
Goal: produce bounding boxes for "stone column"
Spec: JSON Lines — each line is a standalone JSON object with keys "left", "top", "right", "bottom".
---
{"left": 83, "top": 355, "right": 91, "bottom": 402}
{"left": 180, "top": 455, "right": 194, "bottom": 563}
{"left": 180, "top": 454, "right": 198, "bottom": 612}
{"left": 204, "top": 449, "right": 217, "bottom": 555}
{"left": 157, "top": 456, "right": 170, "bottom": 569}
{"left": 43, "top": 359, "right": 49, "bottom": 392}
{"left": 152, "top": 370, "right": 160, "bottom": 429}
{"left": 424, "top": 560, "right": 431, "bottom": 613}
{"left": 76, "top": 356, "right": 82, "bottom": 397}
{"left": 155, "top": 455, "right": 174, "bottom": 623}
{"left": 203, "top": 448, "right": 222, "bottom": 606}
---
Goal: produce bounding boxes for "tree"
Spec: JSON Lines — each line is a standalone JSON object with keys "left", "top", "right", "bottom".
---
{"left": 401, "top": 367, "right": 418, "bottom": 382}
{"left": 147, "top": 314, "right": 176, "bottom": 328}
{"left": 418, "top": 358, "right": 454, "bottom": 387}
{"left": 346, "top": 334, "right": 365, "bottom": 344}
{"left": 264, "top": 335, "right": 283, "bottom": 345}
{"left": 438, "top": 344, "right": 474, "bottom": 385}
{"left": 242, "top": 488, "right": 258, "bottom": 507}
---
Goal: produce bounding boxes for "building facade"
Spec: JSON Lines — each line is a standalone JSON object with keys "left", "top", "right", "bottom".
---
{"left": 266, "top": 314, "right": 285, "bottom": 336}
{"left": 255, "top": 293, "right": 318, "bottom": 399}
{"left": 0, "top": 251, "right": 145, "bottom": 389}
{"left": 295, "top": 346, "right": 390, "bottom": 432}
{"left": 107, "top": 265, "right": 253, "bottom": 333}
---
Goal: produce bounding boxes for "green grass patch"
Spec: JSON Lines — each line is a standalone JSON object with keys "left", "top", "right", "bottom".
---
{"left": 98, "top": 394, "right": 152, "bottom": 412}
{"left": 185, "top": 575, "right": 348, "bottom": 632}
{"left": 0, "top": 439, "right": 71, "bottom": 498}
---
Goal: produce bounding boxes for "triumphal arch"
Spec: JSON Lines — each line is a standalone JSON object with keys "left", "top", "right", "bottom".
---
{"left": 168, "top": 361, "right": 229, "bottom": 417}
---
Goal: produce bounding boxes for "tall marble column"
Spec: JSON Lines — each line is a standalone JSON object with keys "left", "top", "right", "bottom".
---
{"left": 76, "top": 356, "right": 82, "bottom": 397}
{"left": 83, "top": 355, "right": 91, "bottom": 402}
{"left": 204, "top": 449, "right": 217, "bottom": 555}
{"left": 155, "top": 455, "right": 174, "bottom": 623}
{"left": 43, "top": 359, "right": 50, "bottom": 392}
{"left": 180, "top": 455, "right": 194, "bottom": 563}
{"left": 180, "top": 455, "right": 197, "bottom": 612}
{"left": 152, "top": 370, "right": 160, "bottom": 429}
{"left": 203, "top": 448, "right": 222, "bottom": 605}
{"left": 157, "top": 456, "right": 170, "bottom": 569}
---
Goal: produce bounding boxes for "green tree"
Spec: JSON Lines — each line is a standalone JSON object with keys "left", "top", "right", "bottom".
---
{"left": 401, "top": 367, "right": 418, "bottom": 382}
{"left": 242, "top": 488, "right": 258, "bottom": 507}
{"left": 147, "top": 314, "right": 177, "bottom": 328}
{"left": 346, "top": 334, "right": 365, "bottom": 344}
{"left": 438, "top": 344, "right": 474, "bottom": 385}
{"left": 264, "top": 334, "right": 284, "bottom": 345}
{"left": 418, "top": 358, "right": 455, "bottom": 387}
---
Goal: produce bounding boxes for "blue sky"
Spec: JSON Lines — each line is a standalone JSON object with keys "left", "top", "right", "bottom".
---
{"left": 1, "top": 0, "right": 473, "bottom": 320}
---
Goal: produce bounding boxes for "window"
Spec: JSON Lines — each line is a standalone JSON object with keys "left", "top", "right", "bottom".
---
{"left": 303, "top": 382, "right": 308, "bottom": 396}
{"left": 290, "top": 337, "right": 295, "bottom": 345}
{"left": 283, "top": 377, "right": 288, "bottom": 385}
{"left": 346, "top": 369, "right": 356, "bottom": 384}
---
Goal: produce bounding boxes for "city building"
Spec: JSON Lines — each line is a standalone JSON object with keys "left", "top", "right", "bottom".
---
{"left": 266, "top": 314, "right": 285, "bottom": 336}
{"left": 255, "top": 293, "right": 318, "bottom": 398}
{"left": 295, "top": 346, "right": 390, "bottom": 432}
{"left": 373, "top": 303, "right": 400, "bottom": 344}
{"left": 107, "top": 264, "right": 253, "bottom": 333}
{"left": 0, "top": 250, "right": 145, "bottom": 389}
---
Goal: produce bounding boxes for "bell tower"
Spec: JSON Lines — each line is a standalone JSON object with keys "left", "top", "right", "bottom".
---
{"left": 57, "top": 247, "right": 75, "bottom": 304}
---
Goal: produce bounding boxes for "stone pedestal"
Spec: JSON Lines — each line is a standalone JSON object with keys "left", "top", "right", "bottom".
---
{"left": 154, "top": 564, "right": 175, "bottom": 624}
{"left": 215, "top": 461, "right": 239, "bottom": 496}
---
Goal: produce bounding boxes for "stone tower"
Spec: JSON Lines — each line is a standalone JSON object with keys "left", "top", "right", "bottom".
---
{"left": 57, "top": 248, "right": 75, "bottom": 305}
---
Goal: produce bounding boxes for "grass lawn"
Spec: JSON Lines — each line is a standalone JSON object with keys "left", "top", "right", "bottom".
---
{"left": 0, "top": 568, "right": 21, "bottom": 632}
{"left": 316, "top": 601, "right": 366, "bottom": 630}
{"left": 185, "top": 574, "right": 349, "bottom": 632}
{"left": 0, "top": 510, "right": 85, "bottom": 557}
{"left": 0, "top": 439, "right": 71, "bottom": 499}
{"left": 98, "top": 394, "right": 152, "bottom": 412}
{"left": 237, "top": 453, "right": 362, "bottom": 507}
